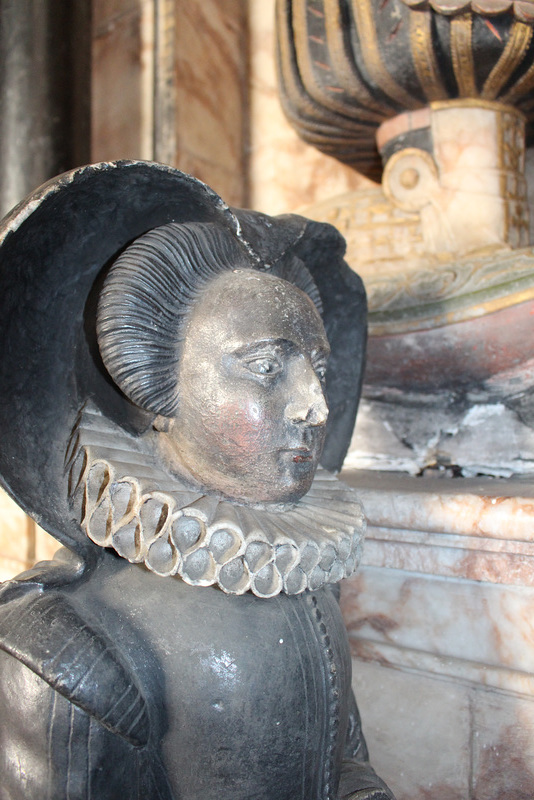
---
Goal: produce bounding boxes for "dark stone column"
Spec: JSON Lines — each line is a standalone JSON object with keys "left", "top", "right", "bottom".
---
{"left": 0, "top": 0, "right": 91, "bottom": 217}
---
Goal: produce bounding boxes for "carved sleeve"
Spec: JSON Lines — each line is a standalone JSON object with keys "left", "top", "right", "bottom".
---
{"left": 0, "top": 582, "right": 173, "bottom": 800}
{"left": 0, "top": 648, "right": 175, "bottom": 800}
{"left": 0, "top": 649, "right": 132, "bottom": 800}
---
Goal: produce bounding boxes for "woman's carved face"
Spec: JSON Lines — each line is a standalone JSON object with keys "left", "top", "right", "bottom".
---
{"left": 158, "top": 269, "right": 330, "bottom": 507}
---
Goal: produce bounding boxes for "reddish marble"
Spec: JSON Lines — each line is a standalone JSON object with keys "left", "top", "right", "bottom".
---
{"left": 472, "top": 692, "right": 534, "bottom": 799}
{"left": 174, "top": 0, "right": 247, "bottom": 207}
{"left": 366, "top": 297, "right": 534, "bottom": 391}
{"left": 91, "top": 1, "right": 147, "bottom": 162}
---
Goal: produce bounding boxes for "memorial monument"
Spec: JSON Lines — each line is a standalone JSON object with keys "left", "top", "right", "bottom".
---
{"left": 276, "top": 2, "right": 534, "bottom": 794}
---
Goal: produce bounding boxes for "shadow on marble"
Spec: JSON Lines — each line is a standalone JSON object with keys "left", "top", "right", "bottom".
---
{"left": 472, "top": 690, "right": 534, "bottom": 800}
{"left": 353, "top": 660, "right": 470, "bottom": 800}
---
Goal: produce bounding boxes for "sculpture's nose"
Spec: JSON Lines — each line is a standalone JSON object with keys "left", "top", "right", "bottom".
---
{"left": 284, "top": 361, "right": 328, "bottom": 426}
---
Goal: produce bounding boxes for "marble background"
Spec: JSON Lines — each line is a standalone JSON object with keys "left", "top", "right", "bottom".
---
{"left": 339, "top": 469, "right": 534, "bottom": 798}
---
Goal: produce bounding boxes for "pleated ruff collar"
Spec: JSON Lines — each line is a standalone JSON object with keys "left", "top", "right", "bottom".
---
{"left": 67, "top": 406, "right": 365, "bottom": 598}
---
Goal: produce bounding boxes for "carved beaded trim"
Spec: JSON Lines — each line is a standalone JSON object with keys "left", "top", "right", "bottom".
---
{"left": 305, "top": 593, "right": 340, "bottom": 800}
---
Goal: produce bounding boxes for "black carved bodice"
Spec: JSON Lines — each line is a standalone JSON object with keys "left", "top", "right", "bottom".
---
{"left": 76, "top": 553, "right": 353, "bottom": 800}
{"left": 0, "top": 550, "right": 395, "bottom": 800}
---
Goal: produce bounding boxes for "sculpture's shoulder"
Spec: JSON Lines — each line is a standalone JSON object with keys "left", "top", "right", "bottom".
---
{"left": 0, "top": 555, "right": 177, "bottom": 800}
{"left": 0, "top": 555, "right": 148, "bottom": 746}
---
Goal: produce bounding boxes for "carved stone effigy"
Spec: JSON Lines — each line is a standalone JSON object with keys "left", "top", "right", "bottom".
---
{"left": 0, "top": 161, "right": 395, "bottom": 799}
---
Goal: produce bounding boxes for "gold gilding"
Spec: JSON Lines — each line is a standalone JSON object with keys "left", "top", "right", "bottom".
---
{"left": 350, "top": 0, "right": 417, "bottom": 108}
{"left": 450, "top": 13, "right": 477, "bottom": 97}
{"left": 369, "top": 286, "right": 534, "bottom": 336}
{"left": 292, "top": 0, "right": 376, "bottom": 120}
{"left": 409, "top": 9, "right": 449, "bottom": 100}
{"left": 482, "top": 20, "right": 533, "bottom": 100}
{"left": 322, "top": 0, "right": 385, "bottom": 117}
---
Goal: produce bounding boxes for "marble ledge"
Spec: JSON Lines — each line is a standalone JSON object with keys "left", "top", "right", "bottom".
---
{"left": 342, "top": 469, "right": 534, "bottom": 539}
{"left": 352, "top": 659, "right": 534, "bottom": 800}
{"left": 341, "top": 565, "right": 534, "bottom": 696}
{"left": 361, "top": 528, "right": 534, "bottom": 586}
{"left": 350, "top": 636, "right": 534, "bottom": 697}
{"left": 340, "top": 470, "right": 534, "bottom": 586}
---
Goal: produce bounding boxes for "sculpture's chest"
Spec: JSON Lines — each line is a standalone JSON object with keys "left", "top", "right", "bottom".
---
{"left": 80, "top": 560, "right": 353, "bottom": 800}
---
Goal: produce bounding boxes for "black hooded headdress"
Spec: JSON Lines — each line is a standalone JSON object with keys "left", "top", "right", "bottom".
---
{"left": 0, "top": 161, "right": 366, "bottom": 554}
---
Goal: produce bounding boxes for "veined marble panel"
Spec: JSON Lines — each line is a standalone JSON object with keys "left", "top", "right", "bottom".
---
{"left": 248, "top": 0, "right": 370, "bottom": 215}
{"left": 92, "top": 0, "right": 153, "bottom": 162}
{"left": 363, "top": 525, "right": 534, "bottom": 586}
{"left": 472, "top": 690, "right": 534, "bottom": 798}
{"left": 340, "top": 471, "right": 534, "bottom": 693}
{"left": 353, "top": 660, "right": 471, "bottom": 800}
{"left": 339, "top": 469, "right": 534, "bottom": 704}
{"left": 174, "top": 0, "right": 247, "bottom": 207}
{"left": 353, "top": 659, "right": 534, "bottom": 800}
{"left": 356, "top": 475, "right": 534, "bottom": 587}
{"left": 343, "top": 470, "right": 534, "bottom": 795}
{"left": 342, "top": 566, "right": 534, "bottom": 694}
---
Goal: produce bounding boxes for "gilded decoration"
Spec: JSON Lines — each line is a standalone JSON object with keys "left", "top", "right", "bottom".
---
{"left": 400, "top": 0, "right": 534, "bottom": 21}
{"left": 277, "top": 0, "right": 534, "bottom": 180}
{"left": 304, "top": 99, "right": 533, "bottom": 334}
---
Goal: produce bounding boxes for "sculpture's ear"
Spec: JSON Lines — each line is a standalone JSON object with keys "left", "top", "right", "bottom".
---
{"left": 153, "top": 415, "right": 174, "bottom": 433}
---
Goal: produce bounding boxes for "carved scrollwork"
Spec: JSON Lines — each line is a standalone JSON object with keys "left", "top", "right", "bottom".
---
{"left": 400, "top": 0, "right": 534, "bottom": 22}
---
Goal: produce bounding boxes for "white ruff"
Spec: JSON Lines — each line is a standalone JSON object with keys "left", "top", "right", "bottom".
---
{"left": 67, "top": 407, "right": 365, "bottom": 598}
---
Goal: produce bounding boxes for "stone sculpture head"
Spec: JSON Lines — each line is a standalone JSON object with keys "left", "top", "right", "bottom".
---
{"left": 97, "top": 221, "right": 330, "bottom": 508}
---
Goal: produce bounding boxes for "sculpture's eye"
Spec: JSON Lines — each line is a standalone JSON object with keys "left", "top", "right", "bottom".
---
{"left": 315, "top": 364, "right": 326, "bottom": 383}
{"left": 313, "top": 355, "right": 327, "bottom": 384}
{"left": 246, "top": 356, "right": 282, "bottom": 376}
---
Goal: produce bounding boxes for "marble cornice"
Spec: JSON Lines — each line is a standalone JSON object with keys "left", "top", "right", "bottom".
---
{"left": 342, "top": 470, "right": 534, "bottom": 585}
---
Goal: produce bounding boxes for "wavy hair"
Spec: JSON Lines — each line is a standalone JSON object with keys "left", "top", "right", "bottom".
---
{"left": 97, "top": 221, "right": 322, "bottom": 416}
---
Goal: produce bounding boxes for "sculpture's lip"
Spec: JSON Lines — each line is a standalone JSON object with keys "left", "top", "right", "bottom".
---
{"left": 280, "top": 447, "right": 314, "bottom": 463}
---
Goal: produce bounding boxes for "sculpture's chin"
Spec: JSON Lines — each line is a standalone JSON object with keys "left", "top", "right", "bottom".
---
{"left": 157, "top": 432, "right": 322, "bottom": 509}
{"left": 208, "top": 458, "right": 320, "bottom": 509}
{"left": 225, "top": 486, "right": 311, "bottom": 512}
{"left": 186, "top": 468, "right": 317, "bottom": 512}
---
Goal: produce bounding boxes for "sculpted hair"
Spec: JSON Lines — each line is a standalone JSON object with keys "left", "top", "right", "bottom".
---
{"left": 97, "top": 221, "right": 322, "bottom": 416}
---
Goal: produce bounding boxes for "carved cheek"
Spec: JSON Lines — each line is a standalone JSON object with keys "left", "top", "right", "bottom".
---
{"left": 207, "top": 398, "right": 274, "bottom": 461}
{"left": 225, "top": 399, "right": 271, "bottom": 459}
